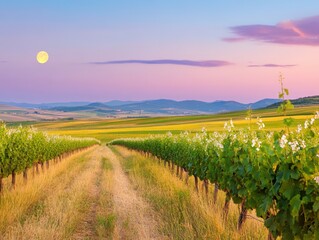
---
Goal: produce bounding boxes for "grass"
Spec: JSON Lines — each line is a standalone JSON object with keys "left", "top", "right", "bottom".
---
{"left": 95, "top": 156, "right": 116, "bottom": 239}
{"left": 0, "top": 147, "right": 94, "bottom": 234}
{"left": 29, "top": 105, "right": 318, "bottom": 143}
{"left": 0, "top": 146, "right": 115, "bottom": 240}
{"left": 113, "top": 146, "right": 268, "bottom": 240}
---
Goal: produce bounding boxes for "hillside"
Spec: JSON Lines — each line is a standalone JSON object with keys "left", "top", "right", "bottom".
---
{"left": 48, "top": 98, "right": 280, "bottom": 116}
{"left": 266, "top": 95, "right": 319, "bottom": 108}
{"left": 0, "top": 104, "right": 85, "bottom": 122}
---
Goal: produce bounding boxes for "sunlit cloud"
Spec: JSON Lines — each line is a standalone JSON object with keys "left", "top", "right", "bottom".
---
{"left": 224, "top": 15, "right": 319, "bottom": 46}
{"left": 90, "top": 59, "right": 232, "bottom": 67}
{"left": 248, "top": 64, "right": 297, "bottom": 68}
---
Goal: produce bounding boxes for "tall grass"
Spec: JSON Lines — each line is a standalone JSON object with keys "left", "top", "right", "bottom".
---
{"left": 113, "top": 146, "right": 268, "bottom": 240}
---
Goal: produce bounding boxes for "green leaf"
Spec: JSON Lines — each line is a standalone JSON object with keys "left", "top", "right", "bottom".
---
{"left": 283, "top": 117, "right": 294, "bottom": 127}
{"left": 290, "top": 194, "right": 301, "bottom": 218}
{"left": 278, "top": 93, "right": 284, "bottom": 99}
{"left": 284, "top": 88, "right": 289, "bottom": 95}
{"left": 313, "top": 201, "right": 319, "bottom": 212}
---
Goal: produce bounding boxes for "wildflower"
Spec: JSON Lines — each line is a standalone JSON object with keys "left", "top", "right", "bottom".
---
{"left": 310, "top": 118, "right": 315, "bottom": 125}
{"left": 230, "top": 119, "right": 234, "bottom": 128}
{"left": 304, "top": 120, "right": 310, "bottom": 129}
{"left": 288, "top": 140, "right": 300, "bottom": 153}
{"left": 280, "top": 134, "right": 288, "bottom": 148}
{"left": 252, "top": 137, "right": 261, "bottom": 151}
{"left": 224, "top": 120, "right": 234, "bottom": 132}
{"left": 315, "top": 111, "right": 319, "bottom": 120}
{"left": 314, "top": 176, "right": 319, "bottom": 185}
{"left": 256, "top": 118, "right": 265, "bottom": 130}
{"left": 300, "top": 140, "right": 306, "bottom": 149}
{"left": 296, "top": 124, "right": 302, "bottom": 133}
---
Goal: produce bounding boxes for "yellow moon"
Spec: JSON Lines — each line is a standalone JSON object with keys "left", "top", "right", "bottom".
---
{"left": 36, "top": 51, "right": 49, "bottom": 64}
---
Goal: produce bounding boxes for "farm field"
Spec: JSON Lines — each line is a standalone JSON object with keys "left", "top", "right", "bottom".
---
{"left": 31, "top": 105, "right": 319, "bottom": 143}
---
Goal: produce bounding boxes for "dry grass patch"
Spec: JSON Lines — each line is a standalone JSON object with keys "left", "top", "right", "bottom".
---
{"left": 114, "top": 146, "right": 268, "bottom": 240}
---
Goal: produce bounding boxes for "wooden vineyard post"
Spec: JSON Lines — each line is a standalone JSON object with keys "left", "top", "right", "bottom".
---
{"left": 11, "top": 171, "right": 16, "bottom": 189}
{"left": 176, "top": 165, "right": 180, "bottom": 177}
{"left": 203, "top": 179, "right": 209, "bottom": 199}
{"left": 0, "top": 176, "right": 3, "bottom": 193}
{"left": 237, "top": 199, "right": 247, "bottom": 230}
{"left": 23, "top": 168, "right": 28, "bottom": 182}
{"left": 185, "top": 171, "right": 189, "bottom": 185}
{"left": 194, "top": 176, "right": 199, "bottom": 192}
{"left": 213, "top": 183, "right": 219, "bottom": 204}
{"left": 179, "top": 168, "right": 184, "bottom": 180}
{"left": 40, "top": 162, "right": 44, "bottom": 173}
{"left": 36, "top": 163, "right": 39, "bottom": 174}
{"left": 46, "top": 160, "right": 50, "bottom": 170}
{"left": 223, "top": 192, "right": 231, "bottom": 220}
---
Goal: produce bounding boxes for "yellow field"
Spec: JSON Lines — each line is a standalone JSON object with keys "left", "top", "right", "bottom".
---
{"left": 32, "top": 105, "right": 319, "bottom": 143}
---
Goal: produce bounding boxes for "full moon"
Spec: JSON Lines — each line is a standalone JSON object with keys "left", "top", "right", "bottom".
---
{"left": 36, "top": 51, "right": 49, "bottom": 64}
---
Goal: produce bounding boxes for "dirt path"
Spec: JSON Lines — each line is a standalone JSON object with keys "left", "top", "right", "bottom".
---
{"left": 104, "top": 146, "right": 160, "bottom": 240}
{"left": 72, "top": 147, "right": 104, "bottom": 240}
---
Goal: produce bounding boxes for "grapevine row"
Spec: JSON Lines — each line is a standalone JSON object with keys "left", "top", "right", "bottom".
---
{"left": 111, "top": 114, "right": 319, "bottom": 239}
{"left": 0, "top": 124, "right": 99, "bottom": 191}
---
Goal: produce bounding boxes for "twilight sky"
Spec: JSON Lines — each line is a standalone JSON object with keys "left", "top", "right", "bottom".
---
{"left": 1, "top": 1, "right": 319, "bottom": 103}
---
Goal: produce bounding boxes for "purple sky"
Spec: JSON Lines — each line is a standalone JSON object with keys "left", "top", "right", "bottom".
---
{"left": 1, "top": 1, "right": 319, "bottom": 103}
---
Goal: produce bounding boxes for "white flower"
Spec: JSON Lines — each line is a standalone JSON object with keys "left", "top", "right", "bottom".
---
{"left": 256, "top": 118, "right": 265, "bottom": 130}
{"left": 296, "top": 124, "right": 302, "bottom": 133}
{"left": 288, "top": 140, "right": 300, "bottom": 153}
{"left": 252, "top": 137, "right": 261, "bottom": 151}
{"left": 300, "top": 140, "right": 306, "bottom": 149}
{"left": 314, "top": 176, "right": 319, "bottom": 185}
{"left": 315, "top": 111, "right": 319, "bottom": 120}
{"left": 280, "top": 134, "right": 288, "bottom": 148}
{"left": 224, "top": 120, "right": 234, "bottom": 132}
{"left": 304, "top": 120, "right": 310, "bottom": 129}
{"left": 230, "top": 119, "right": 234, "bottom": 128}
{"left": 167, "top": 132, "right": 173, "bottom": 137}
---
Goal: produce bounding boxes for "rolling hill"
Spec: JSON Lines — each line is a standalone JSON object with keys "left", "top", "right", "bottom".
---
{"left": 48, "top": 98, "right": 281, "bottom": 115}
{"left": 266, "top": 95, "right": 319, "bottom": 108}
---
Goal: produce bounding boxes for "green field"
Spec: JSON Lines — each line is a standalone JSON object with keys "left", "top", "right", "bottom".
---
{"left": 30, "top": 105, "right": 319, "bottom": 143}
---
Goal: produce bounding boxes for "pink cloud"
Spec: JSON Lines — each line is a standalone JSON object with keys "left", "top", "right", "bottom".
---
{"left": 248, "top": 64, "right": 297, "bottom": 68}
{"left": 90, "top": 59, "right": 233, "bottom": 68}
{"left": 224, "top": 15, "right": 319, "bottom": 46}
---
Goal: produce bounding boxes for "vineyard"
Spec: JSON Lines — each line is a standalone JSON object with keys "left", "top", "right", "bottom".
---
{"left": 0, "top": 123, "right": 99, "bottom": 191}
{"left": 111, "top": 112, "right": 319, "bottom": 239}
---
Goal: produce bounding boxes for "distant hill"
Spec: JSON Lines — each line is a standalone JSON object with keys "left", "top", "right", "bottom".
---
{"left": 47, "top": 98, "right": 280, "bottom": 115}
{"left": 104, "top": 100, "right": 140, "bottom": 107}
{"left": 117, "top": 98, "right": 280, "bottom": 113}
{"left": 0, "top": 104, "right": 84, "bottom": 122}
{"left": 51, "top": 102, "right": 116, "bottom": 113}
{"left": 0, "top": 102, "right": 91, "bottom": 109}
{"left": 266, "top": 96, "right": 319, "bottom": 108}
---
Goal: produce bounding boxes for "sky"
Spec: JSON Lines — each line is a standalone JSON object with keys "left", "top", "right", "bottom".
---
{"left": 0, "top": 1, "right": 319, "bottom": 103}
